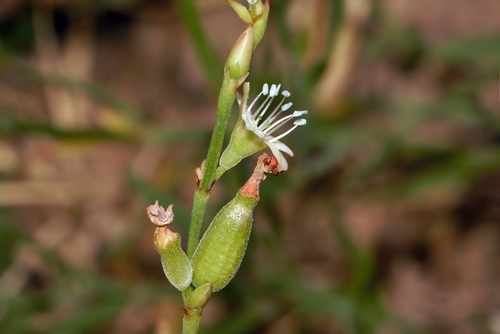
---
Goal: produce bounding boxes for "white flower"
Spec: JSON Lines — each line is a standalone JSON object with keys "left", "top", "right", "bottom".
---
{"left": 218, "top": 82, "right": 307, "bottom": 175}
{"left": 240, "top": 83, "right": 307, "bottom": 171}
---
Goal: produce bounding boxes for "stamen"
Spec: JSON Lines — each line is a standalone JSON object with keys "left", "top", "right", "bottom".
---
{"left": 254, "top": 95, "right": 274, "bottom": 121}
{"left": 247, "top": 90, "right": 265, "bottom": 114}
{"left": 258, "top": 95, "right": 290, "bottom": 130}
{"left": 250, "top": 84, "right": 287, "bottom": 121}
{"left": 248, "top": 83, "right": 271, "bottom": 117}
{"left": 262, "top": 83, "right": 269, "bottom": 95}
{"left": 268, "top": 122, "right": 302, "bottom": 143}
{"left": 292, "top": 110, "right": 308, "bottom": 117}
{"left": 264, "top": 111, "right": 307, "bottom": 135}
{"left": 282, "top": 102, "right": 293, "bottom": 111}
{"left": 263, "top": 113, "right": 296, "bottom": 134}
{"left": 269, "top": 84, "right": 281, "bottom": 97}
{"left": 243, "top": 82, "right": 307, "bottom": 151}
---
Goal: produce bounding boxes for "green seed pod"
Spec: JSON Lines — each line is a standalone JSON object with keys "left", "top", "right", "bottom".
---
{"left": 147, "top": 201, "right": 192, "bottom": 291}
{"left": 192, "top": 192, "right": 257, "bottom": 291}
{"left": 192, "top": 154, "right": 277, "bottom": 292}
{"left": 154, "top": 227, "right": 192, "bottom": 291}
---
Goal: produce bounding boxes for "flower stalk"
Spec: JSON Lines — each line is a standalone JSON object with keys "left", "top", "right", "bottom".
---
{"left": 187, "top": 13, "right": 256, "bottom": 259}
{"left": 146, "top": 1, "right": 307, "bottom": 333}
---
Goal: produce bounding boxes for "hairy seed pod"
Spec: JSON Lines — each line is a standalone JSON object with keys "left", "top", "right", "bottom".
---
{"left": 192, "top": 192, "right": 257, "bottom": 291}
{"left": 192, "top": 154, "right": 277, "bottom": 292}
{"left": 154, "top": 227, "right": 192, "bottom": 291}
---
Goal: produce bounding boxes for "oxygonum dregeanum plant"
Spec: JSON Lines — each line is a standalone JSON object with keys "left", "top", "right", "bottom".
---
{"left": 145, "top": 1, "right": 307, "bottom": 333}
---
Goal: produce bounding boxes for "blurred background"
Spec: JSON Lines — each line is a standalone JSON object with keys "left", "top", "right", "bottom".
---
{"left": 1, "top": 0, "right": 500, "bottom": 333}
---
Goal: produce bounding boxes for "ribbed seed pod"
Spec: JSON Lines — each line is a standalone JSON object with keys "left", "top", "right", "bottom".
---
{"left": 154, "top": 227, "right": 192, "bottom": 291}
{"left": 192, "top": 154, "right": 277, "bottom": 292}
{"left": 192, "top": 192, "right": 257, "bottom": 291}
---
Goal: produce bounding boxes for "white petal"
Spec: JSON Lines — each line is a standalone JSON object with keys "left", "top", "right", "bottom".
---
{"left": 271, "top": 141, "right": 294, "bottom": 156}
{"left": 268, "top": 143, "right": 289, "bottom": 171}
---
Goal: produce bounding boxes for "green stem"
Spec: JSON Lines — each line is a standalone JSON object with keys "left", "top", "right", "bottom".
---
{"left": 182, "top": 287, "right": 192, "bottom": 304}
{"left": 187, "top": 189, "right": 210, "bottom": 258}
{"left": 186, "top": 75, "right": 238, "bottom": 258}
{"left": 201, "top": 77, "right": 238, "bottom": 190}
{"left": 182, "top": 307, "right": 202, "bottom": 334}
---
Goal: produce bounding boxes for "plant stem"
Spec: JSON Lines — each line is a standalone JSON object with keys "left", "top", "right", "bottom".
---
{"left": 182, "top": 287, "right": 192, "bottom": 304}
{"left": 182, "top": 307, "right": 202, "bottom": 334}
{"left": 187, "top": 189, "right": 210, "bottom": 258}
{"left": 200, "top": 77, "right": 238, "bottom": 191}
{"left": 187, "top": 75, "right": 238, "bottom": 259}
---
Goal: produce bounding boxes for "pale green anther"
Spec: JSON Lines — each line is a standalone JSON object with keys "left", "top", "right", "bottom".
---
{"left": 154, "top": 227, "right": 192, "bottom": 291}
{"left": 191, "top": 191, "right": 258, "bottom": 292}
{"left": 225, "top": 26, "right": 254, "bottom": 81}
{"left": 187, "top": 283, "right": 213, "bottom": 310}
{"left": 227, "top": 0, "right": 252, "bottom": 24}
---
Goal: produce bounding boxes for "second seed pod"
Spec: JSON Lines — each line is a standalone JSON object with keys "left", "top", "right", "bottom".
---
{"left": 192, "top": 154, "right": 277, "bottom": 292}
{"left": 191, "top": 191, "right": 258, "bottom": 292}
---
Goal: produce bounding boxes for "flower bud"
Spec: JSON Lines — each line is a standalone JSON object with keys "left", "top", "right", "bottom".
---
{"left": 249, "top": 0, "right": 269, "bottom": 49}
{"left": 147, "top": 202, "right": 192, "bottom": 291}
{"left": 225, "top": 26, "right": 254, "bottom": 81}
{"left": 227, "top": 0, "right": 252, "bottom": 24}
{"left": 192, "top": 154, "right": 277, "bottom": 291}
{"left": 187, "top": 283, "right": 212, "bottom": 310}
